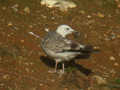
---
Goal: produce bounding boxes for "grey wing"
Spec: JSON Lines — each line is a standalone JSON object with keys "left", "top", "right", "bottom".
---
{"left": 57, "top": 39, "right": 93, "bottom": 53}
{"left": 40, "top": 31, "right": 92, "bottom": 53}
{"left": 49, "top": 39, "right": 73, "bottom": 53}
{"left": 63, "top": 40, "right": 94, "bottom": 53}
{"left": 40, "top": 32, "right": 72, "bottom": 53}
{"left": 61, "top": 40, "right": 81, "bottom": 51}
{"left": 54, "top": 39, "right": 82, "bottom": 53}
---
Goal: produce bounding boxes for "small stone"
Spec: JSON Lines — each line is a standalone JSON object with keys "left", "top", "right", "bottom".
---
{"left": 88, "top": 87, "right": 93, "bottom": 90}
{"left": 108, "top": 14, "right": 112, "bottom": 18}
{"left": 84, "top": 34, "right": 88, "bottom": 38}
{"left": 110, "top": 69, "right": 116, "bottom": 74}
{"left": 12, "top": 4, "right": 19, "bottom": 8}
{"left": 11, "top": 4, "right": 19, "bottom": 12}
{"left": 97, "top": 12, "right": 104, "bottom": 18}
{"left": 114, "top": 62, "right": 119, "bottom": 66}
{"left": 51, "top": 79, "right": 55, "bottom": 82}
{"left": 117, "top": 35, "right": 120, "bottom": 38}
{"left": 0, "top": 56, "right": 2, "bottom": 60}
{"left": 3, "top": 74, "right": 9, "bottom": 79}
{"left": 8, "top": 22, "right": 13, "bottom": 26}
{"left": 24, "top": 62, "right": 29, "bottom": 66}
{"left": 110, "top": 33, "right": 116, "bottom": 40}
{"left": 40, "top": 83, "right": 44, "bottom": 86}
{"left": 2, "top": 6, "right": 7, "bottom": 10}
{"left": 87, "top": 15, "right": 92, "bottom": 18}
{"left": 93, "top": 46, "right": 100, "bottom": 50}
{"left": 109, "top": 56, "right": 115, "bottom": 61}
{"left": 25, "top": 68, "right": 30, "bottom": 72}
{"left": 32, "top": 87, "right": 36, "bottom": 90}
{"left": 29, "top": 25, "right": 33, "bottom": 28}
{"left": 20, "top": 40, "right": 24, "bottom": 43}
{"left": 115, "top": 0, "right": 119, "bottom": 2}
{"left": 79, "top": 10, "right": 85, "bottom": 14}
{"left": 30, "top": 62, "right": 34, "bottom": 65}
{"left": 93, "top": 75, "right": 107, "bottom": 85}
{"left": 118, "top": 53, "right": 120, "bottom": 56}
{"left": 0, "top": 83, "right": 4, "bottom": 86}
{"left": 41, "top": 15, "right": 47, "bottom": 19}
{"left": 64, "top": 87, "right": 68, "bottom": 90}
{"left": 24, "top": 6, "right": 30, "bottom": 14}
{"left": 117, "top": 4, "right": 120, "bottom": 8}
{"left": 51, "top": 17, "right": 55, "bottom": 20}
{"left": 45, "top": 28, "right": 49, "bottom": 32}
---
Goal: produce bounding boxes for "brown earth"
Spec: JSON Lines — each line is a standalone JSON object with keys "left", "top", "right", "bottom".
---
{"left": 0, "top": 0, "right": 120, "bottom": 90}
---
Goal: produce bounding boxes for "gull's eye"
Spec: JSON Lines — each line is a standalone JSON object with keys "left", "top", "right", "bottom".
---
{"left": 66, "top": 28, "right": 70, "bottom": 30}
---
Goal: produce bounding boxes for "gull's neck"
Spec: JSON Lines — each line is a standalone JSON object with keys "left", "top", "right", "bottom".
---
{"left": 56, "top": 30, "right": 67, "bottom": 38}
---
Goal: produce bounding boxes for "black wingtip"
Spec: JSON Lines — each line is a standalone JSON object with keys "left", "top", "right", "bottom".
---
{"left": 81, "top": 45, "right": 100, "bottom": 53}
{"left": 81, "top": 45, "right": 93, "bottom": 52}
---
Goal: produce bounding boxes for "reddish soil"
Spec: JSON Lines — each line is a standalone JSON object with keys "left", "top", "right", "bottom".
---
{"left": 0, "top": 0, "right": 120, "bottom": 90}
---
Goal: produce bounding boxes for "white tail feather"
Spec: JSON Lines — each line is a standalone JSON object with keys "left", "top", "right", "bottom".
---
{"left": 28, "top": 32, "right": 40, "bottom": 38}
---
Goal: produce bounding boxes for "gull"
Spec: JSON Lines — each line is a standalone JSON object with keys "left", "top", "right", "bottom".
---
{"left": 40, "top": 24, "right": 93, "bottom": 74}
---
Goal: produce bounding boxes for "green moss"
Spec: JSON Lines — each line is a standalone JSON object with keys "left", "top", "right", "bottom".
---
{"left": 115, "top": 78, "right": 120, "bottom": 84}
{"left": 65, "top": 66, "right": 77, "bottom": 72}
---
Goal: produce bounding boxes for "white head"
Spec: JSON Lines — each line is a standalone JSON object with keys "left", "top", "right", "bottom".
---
{"left": 56, "top": 24, "right": 75, "bottom": 37}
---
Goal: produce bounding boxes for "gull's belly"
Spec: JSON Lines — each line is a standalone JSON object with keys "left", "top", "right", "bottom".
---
{"left": 56, "top": 52, "right": 79, "bottom": 60}
{"left": 46, "top": 49, "right": 80, "bottom": 61}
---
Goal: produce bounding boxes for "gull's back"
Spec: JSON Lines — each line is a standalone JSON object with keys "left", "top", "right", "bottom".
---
{"left": 40, "top": 31, "right": 68, "bottom": 57}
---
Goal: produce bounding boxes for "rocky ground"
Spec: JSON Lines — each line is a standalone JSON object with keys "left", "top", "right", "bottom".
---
{"left": 0, "top": 0, "right": 120, "bottom": 90}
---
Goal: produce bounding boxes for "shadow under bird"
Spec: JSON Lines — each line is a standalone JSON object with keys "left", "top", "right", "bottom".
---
{"left": 40, "top": 24, "right": 93, "bottom": 74}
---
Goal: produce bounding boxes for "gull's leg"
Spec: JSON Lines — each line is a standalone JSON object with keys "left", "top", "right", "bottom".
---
{"left": 48, "top": 60, "right": 58, "bottom": 73}
{"left": 55, "top": 60, "right": 58, "bottom": 72}
{"left": 58, "top": 63, "right": 65, "bottom": 74}
{"left": 58, "top": 63, "right": 65, "bottom": 77}
{"left": 62, "top": 63, "right": 65, "bottom": 73}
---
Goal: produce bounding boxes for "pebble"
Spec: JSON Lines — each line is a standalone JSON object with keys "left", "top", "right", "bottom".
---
{"left": 97, "top": 12, "right": 104, "bottom": 18}
{"left": 110, "top": 69, "right": 116, "bottom": 74}
{"left": 32, "top": 87, "right": 36, "bottom": 90}
{"left": 118, "top": 53, "right": 120, "bottom": 56}
{"left": 86, "top": 20, "right": 95, "bottom": 25}
{"left": 114, "top": 62, "right": 119, "bottom": 66}
{"left": 40, "top": 83, "right": 44, "bottom": 86}
{"left": 51, "top": 17, "right": 55, "bottom": 20}
{"left": 12, "top": 4, "right": 19, "bottom": 8}
{"left": 115, "top": 0, "right": 119, "bottom": 2}
{"left": 20, "top": 40, "right": 24, "bottom": 43}
{"left": 117, "top": 4, "right": 120, "bottom": 8}
{"left": 2, "top": 6, "right": 7, "bottom": 10}
{"left": 64, "top": 87, "right": 68, "bottom": 90}
{"left": 109, "top": 56, "right": 115, "bottom": 61}
{"left": 117, "top": 35, "right": 120, "bottom": 38}
{"left": 8, "top": 22, "right": 13, "bottom": 26}
{"left": 92, "top": 75, "right": 107, "bottom": 85}
{"left": 24, "top": 6, "right": 30, "bottom": 14}
{"left": 11, "top": 4, "right": 19, "bottom": 12}
{"left": 111, "top": 33, "right": 116, "bottom": 40}
{"left": 41, "top": 14, "right": 47, "bottom": 19}
{"left": 51, "top": 79, "right": 55, "bottom": 82}
{"left": 0, "top": 56, "right": 2, "bottom": 60}
{"left": 93, "top": 46, "right": 100, "bottom": 50}
{"left": 87, "top": 15, "right": 92, "bottom": 18}
{"left": 79, "top": 10, "right": 85, "bottom": 14}
{"left": 25, "top": 68, "right": 30, "bottom": 72}
{"left": 45, "top": 28, "right": 49, "bottom": 32}
{"left": 28, "top": 25, "right": 33, "bottom": 28}
{"left": 0, "top": 83, "right": 4, "bottom": 86}
{"left": 3, "top": 74, "right": 9, "bottom": 79}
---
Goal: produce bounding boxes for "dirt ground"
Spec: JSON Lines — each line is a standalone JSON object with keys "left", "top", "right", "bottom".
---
{"left": 0, "top": 0, "right": 120, "bottom": 90}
